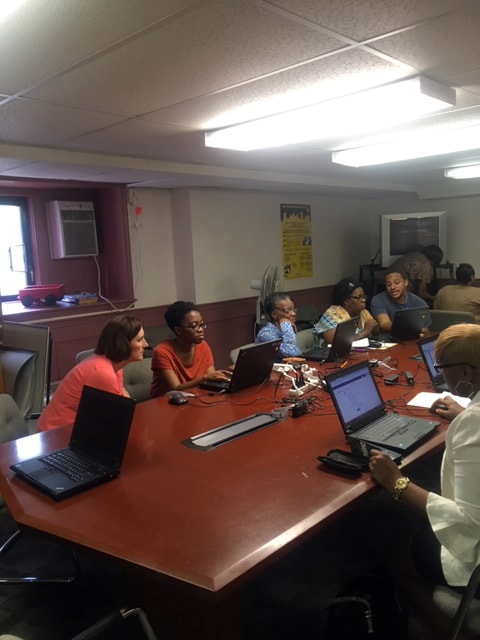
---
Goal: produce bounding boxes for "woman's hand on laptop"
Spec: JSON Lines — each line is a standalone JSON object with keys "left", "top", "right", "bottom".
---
{"left": 205, "top": 369, "right": 233, "bottom": 382}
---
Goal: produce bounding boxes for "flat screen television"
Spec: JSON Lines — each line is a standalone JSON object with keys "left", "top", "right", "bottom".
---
{"left": 380, "top": 211, "right": 446, "bottom": 267}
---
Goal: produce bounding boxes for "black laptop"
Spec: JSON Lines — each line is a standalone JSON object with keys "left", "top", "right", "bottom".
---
{"left": 377, "top": 306, "right": 430, "bottom": 342}
{"left": 417, "top": 335, "right": 449, "bottom": 392}
{"left": 11, "top": 385, "right": 136, "bottom": 501}
{"left": 200, "top": 339, "right": 281, "bottom": 393}
{"left": 303, "top": 317, "right": 357, "bottom": 363}
{"left": 325, "top": 360, "right": 439, "bottom": 453}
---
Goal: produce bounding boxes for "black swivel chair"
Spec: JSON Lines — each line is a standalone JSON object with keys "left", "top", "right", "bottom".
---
{"left": 71, "top": 607, "right": 159, "bottom": 640}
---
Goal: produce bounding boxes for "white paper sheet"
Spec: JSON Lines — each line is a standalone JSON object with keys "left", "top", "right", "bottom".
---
{"left": 407, "top": 391, "right": 471, "bottom": 409}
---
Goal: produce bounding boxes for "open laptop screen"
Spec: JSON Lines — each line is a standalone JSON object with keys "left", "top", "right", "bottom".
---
{"left": 328, "top": 362, "right": 384, "bottom": 431}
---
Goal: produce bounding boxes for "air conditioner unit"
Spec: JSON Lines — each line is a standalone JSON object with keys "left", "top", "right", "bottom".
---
{"left": 47, "top": 201, "right": 99, "bottom": 259}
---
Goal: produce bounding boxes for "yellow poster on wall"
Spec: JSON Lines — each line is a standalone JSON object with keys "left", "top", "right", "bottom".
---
{"left": 281, "top": 203, "right": 313, "bottom": 280}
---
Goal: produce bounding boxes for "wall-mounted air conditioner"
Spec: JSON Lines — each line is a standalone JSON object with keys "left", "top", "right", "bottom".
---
{"left": 47, "top": 201, "right": 99, "bottom": 259}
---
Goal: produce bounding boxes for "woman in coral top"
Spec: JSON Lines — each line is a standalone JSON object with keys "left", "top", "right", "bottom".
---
{"left": 150, "top": 300, "right": 231, "bottom": 397}
{"left": 38, "top": 315, "right": 147, "bottom": 431}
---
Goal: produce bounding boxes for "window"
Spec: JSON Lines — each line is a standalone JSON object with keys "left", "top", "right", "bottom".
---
{"left": 0, "top": 197, "right": 34, "bottom": 302}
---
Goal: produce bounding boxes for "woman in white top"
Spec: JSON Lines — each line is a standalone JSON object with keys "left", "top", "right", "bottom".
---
{"left": 369, "top": 323, "right": 480, "bottom": 638}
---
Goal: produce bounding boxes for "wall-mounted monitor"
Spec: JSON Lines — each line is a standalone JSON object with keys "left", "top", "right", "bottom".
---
{"left": 380, "top": 211, "right": 447, "bottom": 267}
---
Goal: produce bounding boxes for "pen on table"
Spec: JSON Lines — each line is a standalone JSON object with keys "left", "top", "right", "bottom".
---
{"left": 340, "top": 360, "right": 349, "bottom": 369}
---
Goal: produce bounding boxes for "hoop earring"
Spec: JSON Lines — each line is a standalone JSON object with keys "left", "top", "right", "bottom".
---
{"left": 454, "top": 379, "right": 475, "bottom": 398}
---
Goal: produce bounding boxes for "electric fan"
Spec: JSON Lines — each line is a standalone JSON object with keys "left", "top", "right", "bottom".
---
{"left": 250, "top": 265, "right": 283, "bottom": 326}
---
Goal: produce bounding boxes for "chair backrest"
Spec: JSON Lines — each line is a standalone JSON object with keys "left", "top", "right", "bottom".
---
{"left": 295, "top": 303, "right": 320, "bottom": 324}
{"left": 296, "top": 329, "right": 316, "bottom": 353}
{"left": 144, "top": 325, "right": 175, "bottom": 348}
{"left": 75, "top": 348, "right": 95, "bottom": 364}
{"left": 433, "top": 563, "right": 480, "bottom": 639}
{"left": 123, "top": 358, "right": 153, "bottom": 402}
{"left": 429, "top": 310, "right": 476, "bottom": 333}
{"left": 0, "top": 394, "right": 29, "bottom": 444}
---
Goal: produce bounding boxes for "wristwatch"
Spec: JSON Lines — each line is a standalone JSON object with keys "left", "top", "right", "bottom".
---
{"left": 393, "top": 476, "right": 410, "bottom": 502}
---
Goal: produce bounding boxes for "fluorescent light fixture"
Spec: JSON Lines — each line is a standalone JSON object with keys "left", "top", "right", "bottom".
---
{"left": 205, "top": 76, "right": 455, "bottom": 151}
{"left": 444, "top": 165, "right": 480, "bottom": 179}
{"left": 332, "top": 124, "right": 480, "bottom": 167}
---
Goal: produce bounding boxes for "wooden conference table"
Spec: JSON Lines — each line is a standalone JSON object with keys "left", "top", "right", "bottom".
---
{"left": 0, "top": 341, "right": 448, "bottom": 638}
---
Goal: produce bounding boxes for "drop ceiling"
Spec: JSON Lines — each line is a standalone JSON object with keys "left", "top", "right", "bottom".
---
{"left": 1, "top": 0, "right": 480, "bottom": 198}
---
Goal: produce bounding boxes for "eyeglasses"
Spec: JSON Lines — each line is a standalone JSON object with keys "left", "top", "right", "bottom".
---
{"left": 433, "top": 362, "right": 477, "bottom": 372}
{"left": 348, "top": 295, "right": 367, "bottom": 301}
{"left": 181, "top": 322, "right": 207, "bottom": 331}
{"left": 274, "top": 307, "right": 297, "bottom": 314}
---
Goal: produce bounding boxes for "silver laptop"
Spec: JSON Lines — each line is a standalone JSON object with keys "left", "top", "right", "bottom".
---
{"left": 200, "top": 339, "right": 281, "bottom": 393}
{"left": 11, "top": 386, "right": 136, "bottom": 501}
{"left": 417, "top": 335, "right": 449, "bottom": 392}
{"left": 325, "top": 360, "right": 439, "bottom": 453}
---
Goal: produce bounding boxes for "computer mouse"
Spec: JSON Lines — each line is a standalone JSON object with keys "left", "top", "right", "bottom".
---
{"left": 168, "top": 393, "right": 189, "bottom": 406}
{"left": 429, "top": 402, "right": 448, "bottom": 414}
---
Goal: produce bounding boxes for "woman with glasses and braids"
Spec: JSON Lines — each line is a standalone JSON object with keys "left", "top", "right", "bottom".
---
{"left": 150, "top": 301, "right": 232, "bottom": 397}
{"left": 314, "top": 277, "right": 378, "bottom": 345}
{"left": 369, "top": 323, "right": 480, "bottom": 638}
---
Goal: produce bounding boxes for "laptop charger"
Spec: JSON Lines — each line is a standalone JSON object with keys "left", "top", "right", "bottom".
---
{"left": 384, "top": 373, "right": 400, "bottom": 385}
{"left": 405, "top": 371, "right": 414, "bottom": 385}
{"left": 292, "top": 400, "right": 309, "bottom": 418}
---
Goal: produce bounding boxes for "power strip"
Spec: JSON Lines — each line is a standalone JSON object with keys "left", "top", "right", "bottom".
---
{"left": 288, "top": 382, "right": 318, "bottom": 398}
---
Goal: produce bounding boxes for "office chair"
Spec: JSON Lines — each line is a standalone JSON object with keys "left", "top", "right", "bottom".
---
{"left": 76, "top": 348, "right": 95, "bottom": 364}
{"left": 296, "top": 328, "right": 316, "bottom": 353}
{"left": 429, "top": 310, "right": 476, "bottom": 333}
{"left": 71, "top": 607, "right": 158, "bottom": 640}
{"left": 433, "top": 563, "right": 480, "bottom": 640}
{"left": 122, "top": 358, "right": 153, "bottom": 402}
{"left": 0, "top": 394, "right": 78, "bottom": 584}
{"left": 295, "top": 303, "right": 320, "bottom": 330}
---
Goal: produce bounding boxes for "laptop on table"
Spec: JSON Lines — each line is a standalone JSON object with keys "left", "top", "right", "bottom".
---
{"left": 325, "top": 360, "right": 439, "bottom": 454}
{"left": 200, "top": 339, "right": 282, "bottom": 393}
{"left": 417, "top": 335, "right": 449, "bottom": 392}
{"left": 11, "top": 385, "right": 136, "bottom": 501}
{"left": 303, "top": 317, "right": 357, "bottom": 363}
{"left": 377, "top": 306, "right": 430, "bottom": 342}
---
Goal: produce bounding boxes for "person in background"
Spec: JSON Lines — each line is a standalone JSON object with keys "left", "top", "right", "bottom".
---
{"left": 38, "top": 315, "right": 147, "bottom": 431}
{"left": 433, "top": 262, "right": 480, "bottom": 322}
{"left": 255, "top": 292, "right": 303, "bottom": 359}
{"left": 314, "top": 277, "right": 378, "bottom": 344}
{"left": 150, "top": 301, "right": 231, "bottom": 397}
{"left": 389, "top": 244, "right": 444, "bottom": 305}
{"left": 370, "top": 268, "right": 431, "bottom": 333}
{"left": 369, "top": 323, "right": 480, "bottom": 638}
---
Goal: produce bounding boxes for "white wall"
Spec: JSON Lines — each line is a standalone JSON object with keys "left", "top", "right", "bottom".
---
{"left": 127, "top": 188, "right": 176, "bottom": 308}
{"left": 128, "top": 187, "right": 480, "bottom": 308}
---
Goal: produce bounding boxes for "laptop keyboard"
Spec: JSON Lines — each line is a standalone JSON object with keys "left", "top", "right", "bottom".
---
{"left": 361, "top": 414, "right": 415, "bottom": 441}
{"left": 42, "top": 449, "right": 104, "bottom": 482}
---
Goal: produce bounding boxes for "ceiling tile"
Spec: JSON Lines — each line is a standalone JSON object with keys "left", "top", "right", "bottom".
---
{"left": 0, "top": 0, "right": 201, "bottom": 94}
{"left": 269, "top": 0, "right": 475, "bottom": 41}
{"left": 0, "top": 98, "right": 124, "bottom": 145}
{"left": 370, "top": 4, "right": 480, "bottom": 77}
{"left": 26, "top": 0, "right": 346, "bottom": 115}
